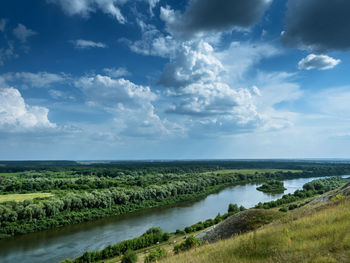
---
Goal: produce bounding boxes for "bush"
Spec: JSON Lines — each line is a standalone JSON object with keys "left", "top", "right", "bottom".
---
{"left": 144, "top": 248, "right": 167, "bottom": 263}
{"left": 279, "top": 207, "right": 288, "bottom": 212}
{"left": 228, "top": 203, "right": 239, "bottom": 213}
{"left": 162, "top": 232, "right": 171, "bottom": 241}
{"left": 239, "top": 205, "right": 246, "bottom": 211}
{"left": 121, "top": 249, "right": 138, "bottom": 263}
{"left": 174, "top": 236, "right": 202, "bottom": 254}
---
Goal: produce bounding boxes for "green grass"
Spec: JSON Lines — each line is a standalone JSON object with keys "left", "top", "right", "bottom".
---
{"left": 0, "top": 193, "right": 54, "bottom": 203}
{"left": 161, "top": 198, "right": 350, "bottom": 263}
{"left": 0, "top": 172, "right": 20, "bottom": 177}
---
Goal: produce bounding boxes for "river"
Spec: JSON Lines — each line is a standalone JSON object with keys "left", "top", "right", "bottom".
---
{"left": 0, "top": 175, "right": 348, "bottom": 263}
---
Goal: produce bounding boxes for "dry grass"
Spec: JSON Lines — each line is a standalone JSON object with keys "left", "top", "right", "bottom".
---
{"left": 161, "top": 198, "right": 350, "bottom": 263}
{"left": 0, "top": 193, "right": 54, "bottom": 203}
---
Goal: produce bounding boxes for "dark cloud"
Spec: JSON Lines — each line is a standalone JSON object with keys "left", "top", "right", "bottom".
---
{"left": 161, "top": 0, "right": 272, "bottom": 38}
{"left": 282, "top": 0, "right": 350, "bottom": 52}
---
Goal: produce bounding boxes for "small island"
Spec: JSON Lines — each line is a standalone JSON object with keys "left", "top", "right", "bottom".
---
{"left": 257, "top": 180, "right": 287, "bottom": 194}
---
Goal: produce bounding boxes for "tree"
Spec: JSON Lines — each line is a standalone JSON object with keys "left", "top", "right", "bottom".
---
{"left": 228, "top": 203, "right": 239, "bottom": 213}
{"left": 121, "top": 249, "right": 138, "bottom": 263}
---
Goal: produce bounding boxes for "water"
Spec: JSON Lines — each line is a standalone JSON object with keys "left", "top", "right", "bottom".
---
{"left": 0, "top": 175, "right": 348, "bottom": 263}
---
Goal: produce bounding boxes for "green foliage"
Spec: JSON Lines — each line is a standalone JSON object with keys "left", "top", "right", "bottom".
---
{"left": 331, "top": 194, "right": 345, "bottom": 201}
{"left": 279, "top": 207, "right": 288, "bottom": 212}
{"left": 174, "top": 236, "right": 202, "bottom": 254}
{"left": 121, "top": 249, "right": 138, "bottom": 263}
{"left": 65, "top": 227, "right": 166, "bottom": 263}
{"left": 1, "top": 162, "right": 349, "bottom": 240}
{"left": 255, "top": 177, "right": 346, "bottom": 209}
{"left": 228, "top": 203, "right": 239, "bottom": 213}
{"left": 239, "top": 205, "right": 247, "bottom": 211}
{"left": 144, "top": 248, "right": 167, "bottom": 263}
{"left": 256, "top": 180, "right": 286, "bottom": 194}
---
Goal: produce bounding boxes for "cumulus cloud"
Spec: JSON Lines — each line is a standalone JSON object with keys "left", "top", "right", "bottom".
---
{"left": 160, "top": 0, "right": 272, "bottom": 39}
{"left": 0, "top": 84, "right": 56, "bottom": 130}
{"left": 103, "top": 67, "right": 130, "bottom": 77}
{"left": 157, "top": 39, "right": 299, "bottom": 135}
{"left": 71, "top": 39, "right": 107, "bottom": 49}
{"left": 159, "top": 41, "right": 224, "bottom": 89}
{"left": 281, "top": 0, "right": 350, "bottom": 52}
{"left": 121, "top": 20, "right": 178, "bottom": 58}
{"left": 298, "top": 54, "right": 341, "bottom": 70}
{"left": 13, "top": 24, "right": 37, "bottom": 43}
{"left": 48, "top": 0, "right": 128, "bottom": 23}
{"left": 159, "top": 41, "right": 270, "bottom": 133}
{"left": 75, "top": 74, "right": 156, "bottom": 108}
{"left": 75, "top": 74, "right": 172, "bottom": 137}
{"left": 3, "top": 72, "right": 67, "bottom": 88}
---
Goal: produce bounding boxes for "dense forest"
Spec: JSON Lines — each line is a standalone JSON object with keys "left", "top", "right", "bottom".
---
{"left": 0, "top": 160, "right": 350, "bottom": 239}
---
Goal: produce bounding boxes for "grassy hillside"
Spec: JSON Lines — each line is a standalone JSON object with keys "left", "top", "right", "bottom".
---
{"left": 162, "top": 196, "right": 350, "bottom": 263}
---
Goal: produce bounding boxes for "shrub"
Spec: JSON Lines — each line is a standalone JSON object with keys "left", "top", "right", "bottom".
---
{"left": 173, "top": 236, "right": 202, "bottom": 254}
{"left": 279, "top": 207, "right": 288, "bottom": 212}
{"left": 121, "top": 249, "right": 138, "bottom": 263}
{"left": 144, "top": 248, "right": 167, "bottom": 263}
{"left": 228, "top": 203, "right": 239, "bottom": 213}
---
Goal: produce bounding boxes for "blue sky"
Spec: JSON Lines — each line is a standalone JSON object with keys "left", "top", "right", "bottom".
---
{"left": 1, "top": 0, "right": 350, "bottom": 160}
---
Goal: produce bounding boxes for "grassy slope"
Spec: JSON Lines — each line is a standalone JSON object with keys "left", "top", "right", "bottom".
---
{"left": 0, "top": 193, "right": 54, "bottom": 203}
{"left": 161, "top": 197, "right": 350, "bottom": 263}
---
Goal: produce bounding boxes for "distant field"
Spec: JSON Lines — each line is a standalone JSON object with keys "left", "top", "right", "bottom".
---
{"left": 0, "top": 173, "right": 20, "bottom": 177}
{"left": 202, "top": 169, "right": 302, "bottom": 175}
{"left": 0, "top": 193, "right": 54, "bottom": 203}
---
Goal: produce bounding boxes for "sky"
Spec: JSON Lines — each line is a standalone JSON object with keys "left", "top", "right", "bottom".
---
{"left": 1, "top": 0, "right": 350, "bottom": 160}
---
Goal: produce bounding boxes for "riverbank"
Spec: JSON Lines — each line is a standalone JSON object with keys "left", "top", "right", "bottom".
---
{"left": 1, "top": 175, "right": 349, "bottom": 263}
{"left": 161, "top": 183, "right": 350, "bottom": 263}
{"left": 61, "top": 176, "right": 349, "bottom": 263}
{"left": 0, "top": 168, "right": 314, "bottom": 239}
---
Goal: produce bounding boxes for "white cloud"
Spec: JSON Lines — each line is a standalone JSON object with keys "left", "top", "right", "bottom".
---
{"left": 298, "top": 54, "right": 341, "bottom": 70}
{"left": 75, "top": 74, "right": 173, "bottom": 137}
{"left": 0, "top": 84, "right": 56, "bottom": 130}
{"left": 147, "top": 0, "right": 160, "bottom": 16}
{"left": 49, "top": 89, "right": 75, "bottom": 100}
{"left": 159, "top": 41, "right": 270, "bottom": 134}
{"left": 75, "top": 74, "right": 156, "bottom": 108}
{"left": 3, "top": 72, "right": 67, "bottom": 88}
{"left": 48, "top": 0, "right": 128, "bottom": 24}
{"left": 72, "top": 39, "right": 107, "bottom": 49}
{"left": 159, "top": 41, "right": 224, "bottom": 88}
{"left": 154, "top": 38, "right": 304, "bottom": 136}
{"left": 122, "top": 21, "right": 178, "bottom": 58}
{"left": 13, "top": 24, "right": 37, "bottom": 43}
{"left": 103, "top": 67, "right": 130, "bottom": 77}
{"left": 216, "top": 41, "right": 279, "bottom": 83}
